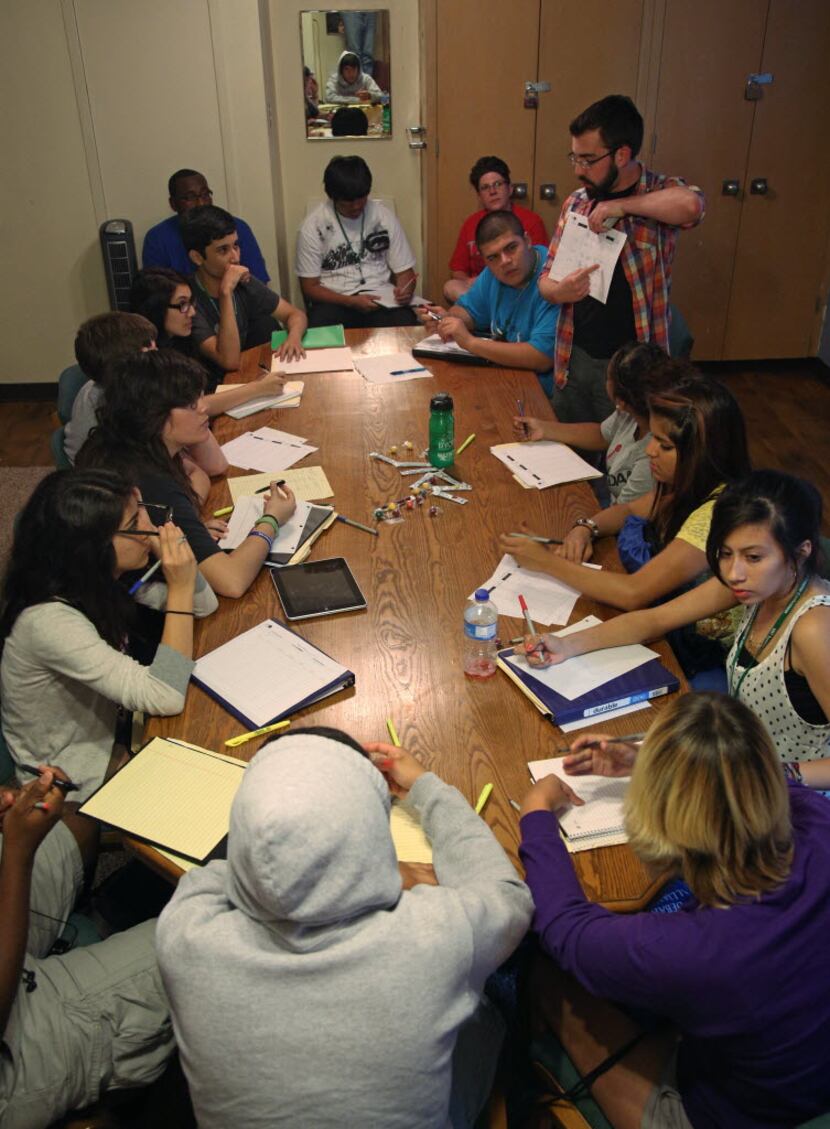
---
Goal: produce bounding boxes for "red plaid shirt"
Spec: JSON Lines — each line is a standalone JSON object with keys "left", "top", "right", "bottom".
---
{"left": 545, "top": 165, "right": 705, "bottom": 388}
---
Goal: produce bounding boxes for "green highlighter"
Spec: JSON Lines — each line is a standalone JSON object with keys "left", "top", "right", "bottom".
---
{"left": 271, "top": 325, "right": 346, "bottom": 351}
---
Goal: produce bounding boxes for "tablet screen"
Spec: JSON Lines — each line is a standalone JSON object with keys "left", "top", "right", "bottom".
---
{"left": 270, "top": 557, "right": 367, "bottom": 620}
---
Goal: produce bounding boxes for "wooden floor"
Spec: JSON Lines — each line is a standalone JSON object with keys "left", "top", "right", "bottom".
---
{"left": 4, "top": 359, "right": 829, "bottom": 532}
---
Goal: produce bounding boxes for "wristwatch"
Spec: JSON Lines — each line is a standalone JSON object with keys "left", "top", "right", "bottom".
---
{"left": 573, "top": 517, "right": 600, "bottom": 540}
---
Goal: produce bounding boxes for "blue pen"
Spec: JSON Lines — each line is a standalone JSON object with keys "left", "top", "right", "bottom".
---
{"left": 128, "top": 558, "right": 162, "bottom": 596}
{"left": 389, "top": 367, "right": 428, "bottom": 376}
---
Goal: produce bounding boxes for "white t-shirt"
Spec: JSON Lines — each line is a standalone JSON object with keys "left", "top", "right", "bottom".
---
{"left": 295, "top": 200, "right": 415, "bottom": 296}
{"left": 600, "top": 410, "right": 653, "bottom": 504}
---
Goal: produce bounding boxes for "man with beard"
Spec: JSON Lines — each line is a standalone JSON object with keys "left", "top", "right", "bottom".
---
{"left": 539, "top": 95, "right": 704, "bottom": 423}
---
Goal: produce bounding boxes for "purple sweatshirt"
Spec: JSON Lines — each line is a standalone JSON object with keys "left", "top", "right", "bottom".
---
{"left": 519, "top": 784, "right": 830, "bottom": 1128}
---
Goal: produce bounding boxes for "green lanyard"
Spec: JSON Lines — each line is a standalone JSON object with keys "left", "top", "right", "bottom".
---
{"left": 728, "top": 576, "right": 809, "bottom": 699}
{"left": 192, "top": 273, "right": 239, "bottom": 326}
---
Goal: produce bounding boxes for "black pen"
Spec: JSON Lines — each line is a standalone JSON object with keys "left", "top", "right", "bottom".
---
{"left": 255, "top": 479, "right": 287, "bottom": 496}
{"left": 17, "top": 764, "right": 79, "bottom": 793}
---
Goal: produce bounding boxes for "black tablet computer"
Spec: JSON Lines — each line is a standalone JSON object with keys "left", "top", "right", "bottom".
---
{"left": 269, "top": 557, "right": 367, "bottom": 620}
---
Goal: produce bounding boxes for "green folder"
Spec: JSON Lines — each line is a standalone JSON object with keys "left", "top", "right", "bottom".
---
{"left": 271, "top": 325, "right": 345, "bottom": 350}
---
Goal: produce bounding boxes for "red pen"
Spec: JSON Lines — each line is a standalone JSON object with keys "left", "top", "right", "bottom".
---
{"left": 518, "top": 594, "right": 536, "bottom": 636}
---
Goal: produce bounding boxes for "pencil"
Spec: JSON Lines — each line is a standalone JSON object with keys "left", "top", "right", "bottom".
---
{"left": 555, "top": 734, "right": 647, "bottom": 754}
{"left": 509, "top": 798, "right": 521, "bottom": 812}
{"left": 337, "top": 514, "right": 379, "bottom": 537}
{"left": 386, "top": 718, "right": 401, "bottom": 747}
{"left": 224, "top": 719, "right": 291, "bottom": 748}
{"left": 508, "top": 532, "right": 564, "bottom": 545}
{"left": 455, "top": 433, "right": 476, "bottom": 457}
{"left": 474, "top": 782, "right": 494, "bottom": 815}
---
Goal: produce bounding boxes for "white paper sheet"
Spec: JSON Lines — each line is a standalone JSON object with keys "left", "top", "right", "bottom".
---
{"left": 353, "top": 352, "right": 434, "bottom": 384}
{"left": 218, "top": 497, "right": 323, "bottom": 554}
{"left": 528, "top": 756, "right": 629, "bottom": 848}
{"left": 507, "top": 615, "right": 658, "bottom": 701}
{"left": 220, "top": 428, "right": 317, "bottom": 472}
{"left": 351, "top": 283, "right": 428, "bottom": 309}
{"left": 490, "top": 442, "right": 602, "bottom": 488}
{"left": 192, "top": 620, "right": 350, "bottom": 729}
{"left": 271, "top": 347, "right": 354, "bottom": 375}
{"left": 548, "top": 210, "right": 627, "bottom": 304}
{"left": 223, "top": 382, "right": 304, "bottom": 418}
{"left": 472, "top": 554, "right": 596, "bottom": 627}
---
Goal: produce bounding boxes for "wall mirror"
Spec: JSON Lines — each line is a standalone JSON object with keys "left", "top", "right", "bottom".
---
{"left": 301, "top": 10, "right": 391, "bottom": 140}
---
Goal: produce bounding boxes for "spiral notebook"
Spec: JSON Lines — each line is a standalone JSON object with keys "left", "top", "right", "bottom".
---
{"left": 528, "top": 756, "right": 630, "bottom": 853}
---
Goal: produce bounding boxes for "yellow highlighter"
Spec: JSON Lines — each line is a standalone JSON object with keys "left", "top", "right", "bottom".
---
{"left": 475, "top": 782, "right": 494, "bottom": 815}
{"left": 225, "top": 719, "right": 291, "bottom": 748}
{"left": 213, "top": 505, "right": 234, "bottom": 517}
{"left": 455, "top": 433, "right": 476, "bottom": 457}
{"left": 386, "top": 718, "right": 401, "bottom": 747}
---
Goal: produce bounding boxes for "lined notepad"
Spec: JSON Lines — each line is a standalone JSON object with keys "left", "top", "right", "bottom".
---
{"left": 390, "top": 802, "right": 433, "bottom": 863}
{"left": 79, "top": 738, "right": 245, "bottom": 862}
{"left": 528, "top": 756, "right": 630, "bottom": 852}
{"left": 227, "top": 467, "right": 334, "bottom": 503}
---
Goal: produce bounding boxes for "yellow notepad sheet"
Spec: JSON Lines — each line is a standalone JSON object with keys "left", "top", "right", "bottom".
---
{"left": 228, "top": 466, "right": 334, "bottom": 503}
{"left": 80, "top": 737, "right": 246, "bottom": 861}
{"left": 390, "top": 802, "right": 433, "bottom": 863}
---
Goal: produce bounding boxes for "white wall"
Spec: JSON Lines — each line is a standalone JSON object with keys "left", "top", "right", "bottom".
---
{"left": 266, "top": 0, "right": 424, "bottom": 308}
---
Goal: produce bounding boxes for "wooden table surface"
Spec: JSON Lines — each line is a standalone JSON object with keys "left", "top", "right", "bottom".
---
{"left": 143, "top": 325, "right": 681, "bottom": 910}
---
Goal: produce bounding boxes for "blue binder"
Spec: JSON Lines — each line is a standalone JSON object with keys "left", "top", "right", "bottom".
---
{"left": 497, "top": 650, "right": 679, "bottom": 727}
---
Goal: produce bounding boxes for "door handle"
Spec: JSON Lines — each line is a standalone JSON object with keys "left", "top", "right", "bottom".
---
{"left": 749, "top": 178, "right": 768, "bottom": 195}
{"left": 406, "top": 125, "right": 426, "bottom": 151}
{"left": 539, "top": 183, "right": 557, "bottom": 201}
{"left": 721, "top": 179, "right": 740, "bottom": 197}
{"left": 512, "top": 182, "right": 528, "bottom": 200}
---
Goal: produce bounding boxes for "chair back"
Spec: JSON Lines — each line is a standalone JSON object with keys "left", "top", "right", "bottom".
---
{"left": 56, "top": 364, "right": 87, "bottom": 424}
{"left": 50, "top": 426, "right": 71, "bottom": 469}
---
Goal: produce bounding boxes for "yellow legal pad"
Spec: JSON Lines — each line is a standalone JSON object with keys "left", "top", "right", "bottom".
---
{"left": 80, "top": 736, "right": 433, "bottom": 869}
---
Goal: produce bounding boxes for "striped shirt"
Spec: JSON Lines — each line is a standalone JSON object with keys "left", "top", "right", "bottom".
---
{"left": 545, "top": 165, "right": 705, "bottom": 389}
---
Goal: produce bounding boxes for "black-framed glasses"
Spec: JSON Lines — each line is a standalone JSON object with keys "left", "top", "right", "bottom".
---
{"left": 167, "top": 298, "right": 195, "bottom": 313}
{"left": 567, "top": 148, "right": 616, "bottom": 168}
{"left": 177, "top": 187, "right": 213, "bottom": 204}
{"left": 115, "top": 502, "right": 172, "bottom": 538}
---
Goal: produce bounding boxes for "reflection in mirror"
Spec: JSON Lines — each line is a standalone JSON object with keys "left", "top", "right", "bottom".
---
{"left": 301, "top": 11, "right": 391, "bottom": 140}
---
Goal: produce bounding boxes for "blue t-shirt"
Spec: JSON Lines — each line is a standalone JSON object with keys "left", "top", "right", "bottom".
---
{"left": 141, "top": 214, "right": 269, "bottom": 283}
{"left": 457, "top": 244, "right": 558, "bottom": 392}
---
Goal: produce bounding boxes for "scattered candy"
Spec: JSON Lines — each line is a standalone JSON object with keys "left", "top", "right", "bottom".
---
{"left": 428, "top": 505, "right": 439, "bottom": 517}
{"left": 403, "top": 440, "right": 414, "bottom": 451}
{"left": 389, "top": 445, "right": 398, "bottom": 456}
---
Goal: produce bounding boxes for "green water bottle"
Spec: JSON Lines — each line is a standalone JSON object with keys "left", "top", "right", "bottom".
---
{"left": 428, "top": 392, "right": 455, "bottom": 468}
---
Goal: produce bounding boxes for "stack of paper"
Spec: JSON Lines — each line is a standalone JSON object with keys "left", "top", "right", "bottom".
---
{"left": 352, "top": 353, "right": 433, "bottom": 384}
{"left": 413, "top": 333, "right": 477, "bottom": 359}
{"left": 221, "top": 381, "right": 304, "bottom": 418}
{"left": 227, "top": 466, "right": 334, "bottom": 504}
{"left": 527, "top": 756, "right": 630, "bottom": 852}
{"left": 219, "top": 497, "right": 332, "bottom": 554}
{"left": 272, "top": 347, "right": 354, "bottom": 375}
{"left": 220, "top": 427, "right": 318, "bottom": 472}
{"left": 350, "top": 284, "right": 428, "bottom": 309}
{"left": 474, "top": 554, "right": 600, "bottom": 627}
{"left": 491, "top": 442, "right": 602, "bottom": 489}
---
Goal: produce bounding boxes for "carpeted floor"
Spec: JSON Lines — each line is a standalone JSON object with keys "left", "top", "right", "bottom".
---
{"left": 0, "top": 465, "right": 52, "bottom": 572}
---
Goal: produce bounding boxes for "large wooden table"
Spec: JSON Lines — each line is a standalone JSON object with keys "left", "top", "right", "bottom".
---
{"left": 144, "top": 326, "right": 683, "bottom": 910}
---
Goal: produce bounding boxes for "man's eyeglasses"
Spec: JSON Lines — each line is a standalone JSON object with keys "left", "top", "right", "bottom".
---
{"left": 177, "top": 188, "right": 213, "bottom": 204}
{"left": 115, "top": 502, "right": 173, "bottom": 538}
{"left": 567, "top": 149, "right": 616, "bottom": 169}
{"left": 480, "top": 179, "right": 509, "bottom": 193}
{"left": 168, "top": 298, "right": 196, "bottom": 313}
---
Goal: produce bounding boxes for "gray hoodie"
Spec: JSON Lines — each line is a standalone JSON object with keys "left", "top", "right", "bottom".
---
{"left": 156, "top": 733, "right": 532, "bottom": 1128}
{"left": 325, "top": 50, "right": 384, "bottom": 104}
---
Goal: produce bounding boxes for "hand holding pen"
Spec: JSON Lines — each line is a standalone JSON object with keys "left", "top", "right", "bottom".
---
{"left": 262, "top": 479, "right": 296, "bottom": 526}
{"left": 561, "top": 732, "right": 645, "bottom": 778}
{"left": 393, "top": 273, "right": 418, "bottom": 306}
{"left": 512, "top": 407, "right": 544, "bottom": 442}
{"left": 0, "top": 770, "right": 65, "bottom": 845}
{"left": 415, "top": 304, "right": 446, "bottom": 326}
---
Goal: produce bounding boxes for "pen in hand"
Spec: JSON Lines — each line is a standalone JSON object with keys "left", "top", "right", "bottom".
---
{"left": 516, "top": 398, "right": 528, "bottom": 437}
{"left": 17, "top": 763, "right": 79, "bottom": 793}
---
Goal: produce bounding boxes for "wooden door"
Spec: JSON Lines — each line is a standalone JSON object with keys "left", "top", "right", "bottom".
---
{"left": 723, "top": 0, "right": 830, "bottom": 359}
{"left": 533, "top": 0, "right": 649, "bottom": 239}
{"left": 650, "top": 0, "right": 767, "bottom": 360}
{"left": 421, "top": 0, "right": 541, "bottom": 301}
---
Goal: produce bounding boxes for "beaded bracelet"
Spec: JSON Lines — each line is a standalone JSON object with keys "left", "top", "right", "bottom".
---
{"left": 248, "top": 529, "right": 273, "bottom": 550}
{"left": 256, "top": 514, "right": 281, "bottom": 536}
{"left": 165, "top": 610, "right": 195, "bottom": 616}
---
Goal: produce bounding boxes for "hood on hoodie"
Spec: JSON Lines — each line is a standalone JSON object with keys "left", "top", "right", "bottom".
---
{"left": 225, "top": 732, "right": 401, "bottom": 929}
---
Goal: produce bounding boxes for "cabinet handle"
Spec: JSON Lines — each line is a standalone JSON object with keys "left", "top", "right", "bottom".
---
{"left": 749, "top": 178, "right": 768, "bottom": 195}
{"left": 512, "top": 182, "right": 528, "bottom": 200}
{"left": 721, "top": 179, "right": 740, "bottom": 197}
{"left": 539, "top": 183, "right": 557, "bottom": 201}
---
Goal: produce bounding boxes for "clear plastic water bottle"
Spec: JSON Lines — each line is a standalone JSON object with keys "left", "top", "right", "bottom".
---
{"left": 463, "top": 589, "right": 498, "bottom": 680}
{"left": 428, "top": 392, "right": 455, "bottom": 468}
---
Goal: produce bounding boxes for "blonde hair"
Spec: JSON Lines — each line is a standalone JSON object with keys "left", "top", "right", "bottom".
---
{"left": 624, "top": 694, "right": 793, "bottom": 907}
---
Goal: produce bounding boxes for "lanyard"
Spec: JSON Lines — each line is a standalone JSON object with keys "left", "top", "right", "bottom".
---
{"left": 728, "top": 576, "right": 809, "bottom": 699}
{"left": 334, "top": 208, "right": 367, "bottom": 284}
{"left": 491, "top": 250, "right": 539, "bottom": 342}
{"left": 193, "top": 273, "right": 238, "bottom": 325}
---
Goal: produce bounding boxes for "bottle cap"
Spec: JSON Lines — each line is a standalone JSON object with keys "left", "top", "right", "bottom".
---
{"left": 430, "top": 393, "right": 453, "bottom": 411}
{"left": 474, "top": 589, "right": 490, "bottom": 601}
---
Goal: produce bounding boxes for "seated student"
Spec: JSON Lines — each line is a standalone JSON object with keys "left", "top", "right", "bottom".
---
{"left": 142, "top": 168, "right": 270, "bottom": 283}
{"left": 512, "top": 341, "right": 671, "bottom": 507}
{"left": 501, "top": 374, "right": 751, "bottom": 678}
{"left": 519, "top": 693, "right": 830, "bottom": 1129}
{"left": 324, "top": 50, "right": 383, "bottom": 104}
{"left": 444, "top": 155, "right": 548, "bottom": 304}
{"left": 131, "top": 267, "right": 290, "bottom": 418}
{"left": 182, "top": 206, "right": 307, "bottom": 387}
{"left": 295, "top": 155, "right": 418, "bottom": 329}
{"left": 419, "top": 210, "right": 558, "bottom": 393}
{"left": 156, "top": 727, "right": 533, "bottom": 1129}
{"left": 64, "top": 312, "right": 156, "bottom": 464}
{"left": 331, "top": 105, "right": 369, "bottom": 136}
{"left": 523, "top": 470, "right": 830, "bottom": 783}
{"left": 78, "top": 351, "right": 297, "bottom": 600}
{"left": 304, "top": 65, "right": 321, "bottom": 119}
{"left": 0, "top": 768, "right": 174, "bottom": 1129}
{"left": 0, "top": 469, "right": 212, "bottom": 801}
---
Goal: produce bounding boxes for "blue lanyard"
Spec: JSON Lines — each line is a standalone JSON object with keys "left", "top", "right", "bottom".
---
{"left": 491, "top": 250, "right": 539, "bottom": 342}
